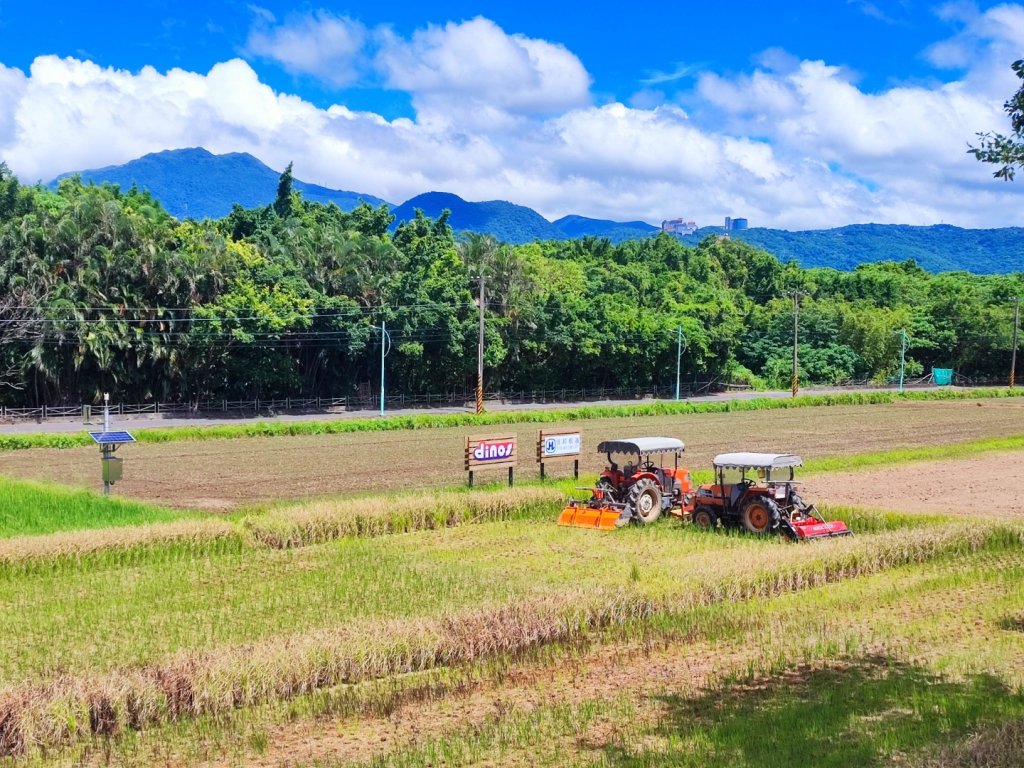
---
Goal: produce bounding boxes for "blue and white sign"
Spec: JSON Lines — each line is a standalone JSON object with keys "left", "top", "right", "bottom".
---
{"left": 541, "top": 432, "right": 581, "bottom": 458}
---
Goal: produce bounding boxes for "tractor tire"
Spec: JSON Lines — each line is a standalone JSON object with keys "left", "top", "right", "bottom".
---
{"left": 628, "top": 478, "right": 663, "bottom": 524}
{"left": 691, "top": 506, "right": 717, "bottom": 530}
{"left": 741, "top": 497, "right": 782, "bottom": 535}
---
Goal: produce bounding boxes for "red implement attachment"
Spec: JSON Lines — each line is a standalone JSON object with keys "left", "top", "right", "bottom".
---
{"left": 787, "top": 517, "right": 851, "bottom": 540}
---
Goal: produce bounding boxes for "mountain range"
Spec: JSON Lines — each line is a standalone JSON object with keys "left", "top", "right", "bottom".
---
{"left": 52, "top": 148, "right": 388, "bottom": 218}
{"left": 48, "top": 148, "right": 1024, "bottom": 274}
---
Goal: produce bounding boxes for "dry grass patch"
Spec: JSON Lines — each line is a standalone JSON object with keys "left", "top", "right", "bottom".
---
{"left": 0, "top": 519, "right": 241, "bottom": 573}
{"left": 243, "top": 486, "right": 565, "bottom": 548}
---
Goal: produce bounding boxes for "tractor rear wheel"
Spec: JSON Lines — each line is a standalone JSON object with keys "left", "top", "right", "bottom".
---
{"left": 628, "top": 478, "right": 663, "bottom": 524}
{"left": 692, "top": 507, "right": 716, "bottom": 530}
{"left": 741, "top": 497, "right": 781, "bottom": 534}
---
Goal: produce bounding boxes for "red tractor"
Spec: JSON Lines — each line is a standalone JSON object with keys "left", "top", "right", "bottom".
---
{"left": 559, "top": 437, "right": 694, "bottom": 530}
{"left": 692, "top": 452, "right": 850, "bottom": 540}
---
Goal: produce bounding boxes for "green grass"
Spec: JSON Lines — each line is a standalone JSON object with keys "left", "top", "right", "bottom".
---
{"left": 1, "top": 388, "right": 1020, "bottom": 451}
{"left": 0, "top": 476, "right": 195, "bottom": 538}
{"left": 804, "top": 434, "right": 1024, "bottom": 475}
{"left": 366, "top": 663, "right": 1024, "bottom": 768}
{"left": 623, "top": 664, "right": 1024, "bottom": 768}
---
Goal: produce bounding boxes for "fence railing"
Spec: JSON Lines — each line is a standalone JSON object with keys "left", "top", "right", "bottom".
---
{"left": 1, "top": 383, "right": 720, "bottom": 422}
{"left": 0, "top": 376, "right": 1014, "bottom": 423}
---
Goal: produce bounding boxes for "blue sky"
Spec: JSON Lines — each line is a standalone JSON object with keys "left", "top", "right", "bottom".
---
{"left": 1, "top": 1, "right": 1023, "bottom": 229}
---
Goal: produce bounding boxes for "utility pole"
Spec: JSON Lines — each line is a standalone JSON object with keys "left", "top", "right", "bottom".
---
{"left": 379, "top": 319, "right": 391, "bottom": 417}
{"left": 476, "top": 274, "right": 486, "bottom": 415}
{"left": 791, "top": 290, "right": 800, "bottom": 398}
{"left": 1012, "top": 296, "right": 1020, "bottom": 388}
{"left": 102, "top": 392, "right": 111, "bottom": 496}
{"left": 675, "top": 325, "right": 684, "bottom": 401}
{"left": 895, "top": 329, "right": 908, "bottom": 393}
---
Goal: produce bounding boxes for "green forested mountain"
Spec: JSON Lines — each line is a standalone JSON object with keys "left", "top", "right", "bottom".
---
{"left": 685, "top": 224, "right": 1024, "bottom": 274}
{"left": 50, "top": 148, "right": 387, "bottom": 220}
{"left": 2, "top": 163, "right": 1021, "bottom": 406}
{"left": 553, "top": 215, "right": 659, "bottom": 241}
{"left": 48, "top": 149, "right": 1024, "bottom": 272}
{"left": 391, "top": 192, "right": 565, "bottom": 242}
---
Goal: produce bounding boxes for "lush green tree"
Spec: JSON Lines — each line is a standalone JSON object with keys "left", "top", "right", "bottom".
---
{"left": 0, "top": 168, "right": 1018, "bottom": 406}
{"left": 273, "top": 162, "right": 296, "bottom": 218}
{"left": 970, "top": 60, "right": 1024, "bottom": 180}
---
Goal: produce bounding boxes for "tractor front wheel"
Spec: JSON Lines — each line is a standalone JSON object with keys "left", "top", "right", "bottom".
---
{"left": 628, "top": 478, "right": 663, "bottom": 524}
{"left": 691, "top": 507, "right": 717, "bottom": 530}
{"left": 741, "top": 497, "right": 781, "bottom": 535}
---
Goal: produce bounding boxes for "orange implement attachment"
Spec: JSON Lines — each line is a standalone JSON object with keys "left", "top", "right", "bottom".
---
{"left": 558, "top": 501, "right": 621, "bottom": 530}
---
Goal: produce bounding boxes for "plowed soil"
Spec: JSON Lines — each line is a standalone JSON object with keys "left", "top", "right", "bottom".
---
{"left": 805, "top": 450, "right": 1024, "bottom": 518}
{"left": 0, "top": 398, "right": 1021, "bottom": 510}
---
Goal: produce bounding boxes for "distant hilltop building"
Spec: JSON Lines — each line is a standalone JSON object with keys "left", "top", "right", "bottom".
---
{"left": 724, "top": 216, "right": 748, "bottom": 231}
{"left": 662, "top": 217, "right": 698, "bottom": 236}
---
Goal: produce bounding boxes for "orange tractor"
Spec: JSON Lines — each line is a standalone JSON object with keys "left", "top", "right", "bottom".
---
{"left": 692, "top": 452, "right": 851, "bottom": 539}
{"left": 558, "top": 437, "right": 695, "bottom": 530}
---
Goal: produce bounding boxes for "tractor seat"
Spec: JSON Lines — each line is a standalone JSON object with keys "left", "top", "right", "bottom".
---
{"left": 729, "top": 481, "right": 751, "bottom": 506}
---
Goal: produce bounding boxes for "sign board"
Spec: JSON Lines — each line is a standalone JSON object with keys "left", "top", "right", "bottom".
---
{"left": 465, "top": 435, "right": 517, "bottom": 470}
{"left": 465, "top": 434, "right": 517, "bottom": 486}
{"left": 537, "top": 429, "right": 581, "bottom": 480}
{"left": 538, "top": 430, "right": 581, "bottom": 460}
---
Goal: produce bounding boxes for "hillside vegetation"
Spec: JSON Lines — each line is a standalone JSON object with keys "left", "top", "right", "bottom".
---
{"left": 50, "top": 148, "right": 1024, "bottom": 266}
{"left": 1, "top": 162, "right": 1022, "bottom": 407}
{"left": 51, "top": 147, "right": 386, "bottom": 219}
{"left": 687, "top": 223, "right": 1024, "bottom": 273}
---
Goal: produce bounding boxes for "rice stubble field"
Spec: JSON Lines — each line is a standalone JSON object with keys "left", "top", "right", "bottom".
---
{"left": 0, "top": 397, "right": 1023, "bottom": 766}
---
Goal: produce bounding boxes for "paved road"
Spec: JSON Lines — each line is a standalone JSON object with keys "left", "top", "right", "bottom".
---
{"left": 0, "top": 385, "right": 967, "bottom": 435}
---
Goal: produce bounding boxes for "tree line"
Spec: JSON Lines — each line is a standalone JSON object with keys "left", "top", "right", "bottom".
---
{"left": 0, "top": 162, "right": 1021, "bottom": 406}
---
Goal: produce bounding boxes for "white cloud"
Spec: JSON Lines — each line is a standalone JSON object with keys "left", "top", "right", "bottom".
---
{"left": 926, "top": 2, "right": 1024, "bottom": 78}
{"left": 640, "top": 62, "right": 703, "bottom": 86}
{"left": 375, "top": 17, "right": 591, "bottom": 119}
{"left": 1, "top": 10, "right": 1023, "bottom": 231}
{"left": 246, "top": 10, "right": 366, "bottom": 87}
{"left": 0, "top": 64, "right": 28, "bottom": 149}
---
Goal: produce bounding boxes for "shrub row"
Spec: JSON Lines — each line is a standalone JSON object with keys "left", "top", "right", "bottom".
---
{"left": 1, "top": 388, "right": 1020, "bottom": 451}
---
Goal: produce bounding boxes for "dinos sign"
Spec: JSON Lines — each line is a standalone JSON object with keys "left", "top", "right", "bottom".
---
{"left": 465, "top": 434, "right": 517, "bottom": 486}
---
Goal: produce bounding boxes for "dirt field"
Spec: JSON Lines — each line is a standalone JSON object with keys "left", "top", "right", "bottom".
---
{"left": 805, "top": 450, "right": 1024, "bottom": 519}
{"left": 0, "top": 398, "right": 1021, "bottom": 510}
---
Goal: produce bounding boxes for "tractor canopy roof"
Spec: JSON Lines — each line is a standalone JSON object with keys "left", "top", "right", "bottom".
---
{"left": 712, "top": 452, "right": 803, "bottom": 470}
{"left": 597, "top": 437, "right": 685, "bottom": 455}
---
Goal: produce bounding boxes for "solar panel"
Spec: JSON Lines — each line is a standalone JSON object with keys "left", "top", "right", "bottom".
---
{"left": 88, "top": 431, "right": 137, "bottom": 445}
